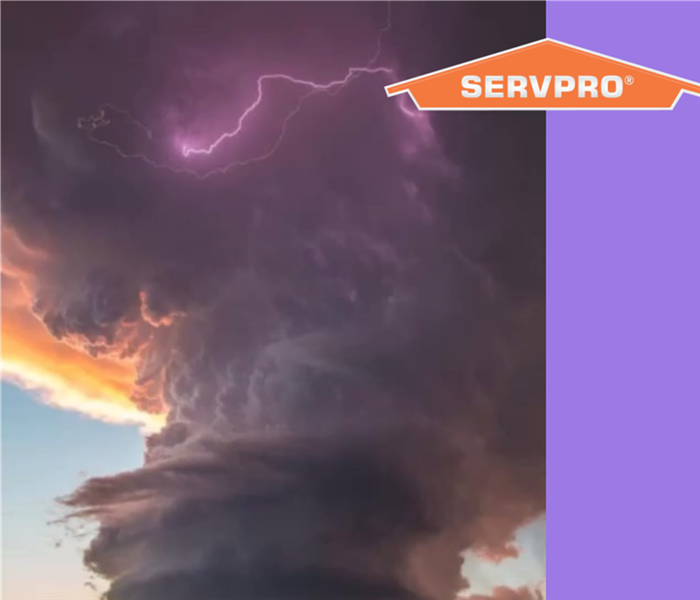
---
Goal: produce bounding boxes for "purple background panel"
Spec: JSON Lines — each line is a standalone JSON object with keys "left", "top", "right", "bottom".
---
{"left": 547, "top": 2, "right": 700, "bottom": 600}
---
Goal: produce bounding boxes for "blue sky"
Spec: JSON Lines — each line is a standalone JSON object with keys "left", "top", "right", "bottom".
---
{"left": 2, "top": 382, "right": 144, "bottom": 600}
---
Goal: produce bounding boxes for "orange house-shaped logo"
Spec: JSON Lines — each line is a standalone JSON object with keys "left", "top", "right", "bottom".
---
{"left": 385, "top": 39, "right": 700, "bottom": 110}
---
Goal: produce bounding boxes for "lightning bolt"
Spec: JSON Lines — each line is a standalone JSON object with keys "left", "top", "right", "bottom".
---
{"left": 77, "top": 2, "right": 429, "bottom": 179}
{"left": 180, "top": 66, "right": 392, "bottom": 159}
{"left": 78, "top": 103, "right": 152, "bottom": 139}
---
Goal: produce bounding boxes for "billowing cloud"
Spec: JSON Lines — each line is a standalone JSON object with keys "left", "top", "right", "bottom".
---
{"left": 2, "top": 3, "right": 545, "bottom": 600}
{"left": 2, "top": 227, "right": 160, "bottom": 428}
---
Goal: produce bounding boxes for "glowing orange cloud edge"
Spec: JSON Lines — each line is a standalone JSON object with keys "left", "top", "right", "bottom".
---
{"left": 1, "top": 230, "right": 166, "bottom": 432}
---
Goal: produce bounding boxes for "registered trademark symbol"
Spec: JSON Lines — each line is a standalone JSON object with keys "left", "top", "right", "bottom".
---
{"left": 625, "top": 75, "right": 634, "bottom": 85}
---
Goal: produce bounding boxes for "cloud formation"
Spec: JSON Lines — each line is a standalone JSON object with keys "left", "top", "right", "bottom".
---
{"left": 2, "top": 3, "right": 545, "bottom": 599}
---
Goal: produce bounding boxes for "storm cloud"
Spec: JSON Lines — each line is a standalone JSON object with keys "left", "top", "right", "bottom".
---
{"left": 2, "top": 3, "right": 545, "bottom": 600}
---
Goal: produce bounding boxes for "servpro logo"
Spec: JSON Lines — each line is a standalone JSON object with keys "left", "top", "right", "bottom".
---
{"left": 460, "top": 75, "right": 626, "bottom": 99}
{"left": 385, "top": 39, "right": 700, "bottom": 111}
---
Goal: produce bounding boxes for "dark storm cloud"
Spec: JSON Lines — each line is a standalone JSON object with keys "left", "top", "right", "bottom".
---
{"left": 2, "top": 3, "right": 545, "bottom": 600}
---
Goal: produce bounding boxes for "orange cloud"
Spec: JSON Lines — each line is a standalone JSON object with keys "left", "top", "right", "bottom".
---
{"left": 1, "top": 230, "right": 164, "bottom": 431}
{"left": 475, "top": 544, "right": 520, "bottom": 564}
